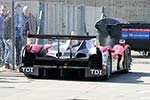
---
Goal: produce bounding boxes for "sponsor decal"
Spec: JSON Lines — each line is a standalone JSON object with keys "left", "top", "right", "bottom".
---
{"left": 122, "top": 28, "right": 150, "bottom": 39}
{"left": 22, "top": 67, "right": 33, "bottom": 73}
{"left": 90, "top": 69, "right": 102, "bottom": 75}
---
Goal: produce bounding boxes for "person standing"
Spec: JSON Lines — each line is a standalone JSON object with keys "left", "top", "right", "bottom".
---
{"left": 0, "top": 5, "right": 5, "bottom": 67}
{"left": 0, "top": 4, "right": 6, "bottom": 68}
{"left": 3, "top": 10, "right": 12, "bottom": 69}
{"left": 22, "top": 5, "right": 37, "bottom": 46}
{"left": 14, "top": 2, "right": 23, "bottom": 66}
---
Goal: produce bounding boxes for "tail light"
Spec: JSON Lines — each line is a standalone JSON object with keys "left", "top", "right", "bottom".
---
{"left": 26, "top": 45, "right": 31, "bottom": 52}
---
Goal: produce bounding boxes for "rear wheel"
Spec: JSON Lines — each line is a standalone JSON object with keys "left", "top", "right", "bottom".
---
{"left": 123, "top": 49, "right": 131, "bottom": 73}
{"left": 88, "top": 55, "right": 102, "bottom": 69}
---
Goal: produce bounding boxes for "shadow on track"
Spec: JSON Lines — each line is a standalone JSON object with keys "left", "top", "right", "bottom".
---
{"left": 27, "top": 71, "right": 150, "bottom": 85}
{"left": 106, "top": 71, "right": 150, "bottom": 85}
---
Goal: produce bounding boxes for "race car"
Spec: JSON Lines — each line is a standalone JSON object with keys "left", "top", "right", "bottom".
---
{"left": 20, "top": 34, "right": 132, "bottom": 80}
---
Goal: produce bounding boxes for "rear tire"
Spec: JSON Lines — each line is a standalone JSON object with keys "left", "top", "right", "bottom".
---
{"left": 123, "top": 49, "right": 131, "bottom": 73}
{"left": 88, "top": 55, "right": 102, "bottom": 69}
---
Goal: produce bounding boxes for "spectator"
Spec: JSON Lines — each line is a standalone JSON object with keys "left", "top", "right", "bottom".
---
{"left": 22, "top": 5, "right": 37, "bottom": 46}
{"left": 14, "top": 2, "right": 23, "bottom": 66}
{"left": 0, "top": 4, "right": 6, "bottom": 69}
{"left": 3, "top": 10, "right": 12, "bottom": 69}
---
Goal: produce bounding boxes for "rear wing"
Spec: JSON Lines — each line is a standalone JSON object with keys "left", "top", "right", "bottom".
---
{"left": 28, "top": 34, "right": 96, "bottom": 40}
{"left": 28, "top": 34, "right": 97, "bottom": 59}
